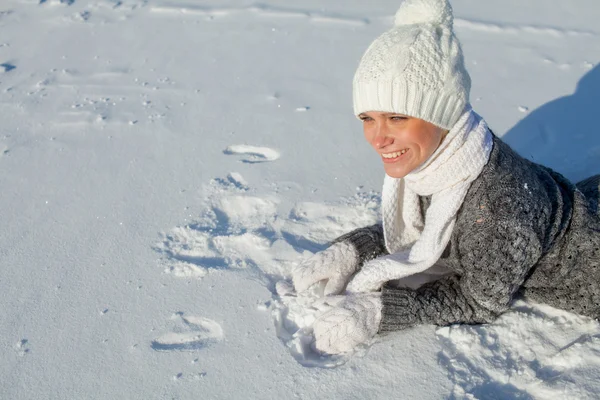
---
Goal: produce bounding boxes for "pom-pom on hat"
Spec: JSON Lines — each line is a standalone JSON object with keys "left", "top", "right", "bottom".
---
{"left": 353, "top": 0, "right": 471, "bottom": 130}
{"left": 394, "top": 0, "right": 453, "bottom": 26}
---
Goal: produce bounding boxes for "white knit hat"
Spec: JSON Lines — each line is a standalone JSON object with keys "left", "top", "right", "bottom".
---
{"left": 353, "top": 0, "right": 471, "bottom": 129}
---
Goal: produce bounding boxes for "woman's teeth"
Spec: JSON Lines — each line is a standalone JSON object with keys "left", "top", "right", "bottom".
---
{"left": 382, "top": 149, "right": 407, "bottom": 159}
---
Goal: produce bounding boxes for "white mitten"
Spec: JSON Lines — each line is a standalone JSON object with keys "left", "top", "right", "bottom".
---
{"left": 345, "top": 257, "right": 401, "bottom": 293}
{"left": 292, "top": 242, "right": 359, "bottom": 296}
{"left": 312, "top": 293, "right": 383, "bottom": 355}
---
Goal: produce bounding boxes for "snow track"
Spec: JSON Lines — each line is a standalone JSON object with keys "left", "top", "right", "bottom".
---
{"left": 150, "top": 3, "right": 370, "bottom": 26}
{"left": 223, "top": 145, "right": 281, "bottom": 163}
{"left": 152, "top": 313, "right": 224, "bottom": 352}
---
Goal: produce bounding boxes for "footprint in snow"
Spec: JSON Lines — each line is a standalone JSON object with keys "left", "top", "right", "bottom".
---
{"left": 15, "top": 339, "right": 29, "bottom": 356}
{"left": 0, "top": 63, "right": 16, "bottom": 73}
{"left": 152, "top": 313, "right": 223, "bottom": 351}
{"left": 224, "top": 145, "right": 280, "bottom": 163}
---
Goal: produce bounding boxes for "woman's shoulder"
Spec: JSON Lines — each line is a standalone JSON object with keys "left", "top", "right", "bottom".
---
{"left": 460, "top": 132, "right": 571, "bottom": 232}
{"left": 472, "top": 133, "right": 573, "bottom": 204}
{"left": 483, "top": 133, "right": 556, "bottom": 186}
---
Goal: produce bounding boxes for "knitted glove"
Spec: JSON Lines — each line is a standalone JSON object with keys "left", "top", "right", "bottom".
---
{"left": 312, "top": 293, "right": 383, "bottom": 355}
{"left": 292, "top": 242, "right": 359, "bottom": 296}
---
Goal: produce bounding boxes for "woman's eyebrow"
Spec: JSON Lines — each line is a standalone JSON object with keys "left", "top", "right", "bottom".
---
{"left": 383, "top": 112, "right": 407, "bottom": 116}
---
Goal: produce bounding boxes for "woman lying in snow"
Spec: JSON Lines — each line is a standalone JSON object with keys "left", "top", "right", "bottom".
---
{"left": 290, "top": 0, "right": 600, "bottom": 355}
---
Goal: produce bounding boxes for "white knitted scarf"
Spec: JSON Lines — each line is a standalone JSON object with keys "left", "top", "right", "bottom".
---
{"left": 347, "top": 108, "right": 493, "bottom": 293}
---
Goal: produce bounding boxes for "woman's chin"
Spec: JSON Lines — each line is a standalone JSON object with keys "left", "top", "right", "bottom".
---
{"left": 384, "top": 164, "right": 410, "bottom": 179}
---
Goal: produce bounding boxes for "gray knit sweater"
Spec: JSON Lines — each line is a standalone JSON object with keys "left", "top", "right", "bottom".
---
{"left": 334, "top": 134, "right": 600, "bottom": 332}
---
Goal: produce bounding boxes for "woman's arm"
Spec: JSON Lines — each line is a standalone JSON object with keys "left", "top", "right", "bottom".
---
{"left": 379, "top": 216, "right": 544, "bottom": 332}
{"left": 331, "top": 223, "right": 388, "bottom": 268}
{"left": 291, "top": 224, "right": 388, "bottom": 295}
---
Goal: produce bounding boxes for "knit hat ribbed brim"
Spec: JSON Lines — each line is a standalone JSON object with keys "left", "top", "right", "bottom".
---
{"left": 353, "top": 0, "right": 471, "bottom": 130}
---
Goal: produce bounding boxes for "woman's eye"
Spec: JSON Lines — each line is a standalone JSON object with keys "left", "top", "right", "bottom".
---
{"left": 391, "top": 116, "right": 406, "bottom": 121}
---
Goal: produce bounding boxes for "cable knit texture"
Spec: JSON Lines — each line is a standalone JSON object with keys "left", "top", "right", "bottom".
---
{"left": 331, "top": 224, "right": 388, "bottom": 266}
{"left": 345, "top": 108, "right": 492, "bottom": 294}
{"left": 334, "top": 135, "right": 600, "bottom": 332}
{"left": 291, "top": 242, "right": 360, "bottom": 296}
{"left": 353, "top": 0, "right": 471, "bottom": 129}
{"left": 312, "top": 293, "right": 383, "bottom": 355}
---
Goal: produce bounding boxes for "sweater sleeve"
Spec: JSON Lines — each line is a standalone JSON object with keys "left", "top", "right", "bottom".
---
{"left": 379, "top": 215, "right": 545, "bottom": 332}
{"left": 331, "top": 224, "right": 389, "bottom": 268}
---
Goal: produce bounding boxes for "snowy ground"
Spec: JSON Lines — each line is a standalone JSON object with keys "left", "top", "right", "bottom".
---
{"left": 1, "top": 0, "right": 600, "bottom": 399}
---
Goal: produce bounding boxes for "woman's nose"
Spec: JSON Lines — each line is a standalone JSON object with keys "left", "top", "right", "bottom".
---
{"left": 371, "top": 123, "right": 393, "bottom": 149}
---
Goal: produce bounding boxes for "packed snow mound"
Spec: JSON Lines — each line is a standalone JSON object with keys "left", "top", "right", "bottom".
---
{"left": 438, "top": 300, "right": 600, "bottom": 399}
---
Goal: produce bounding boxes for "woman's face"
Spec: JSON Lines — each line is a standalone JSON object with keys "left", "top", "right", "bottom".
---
{"left": 360, "top": 111, "right": 448, "bottom": 179}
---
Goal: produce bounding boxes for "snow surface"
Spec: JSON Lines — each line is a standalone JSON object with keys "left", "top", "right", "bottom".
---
{"left": 1, "top": 0, "right": 600, "bottom": 399}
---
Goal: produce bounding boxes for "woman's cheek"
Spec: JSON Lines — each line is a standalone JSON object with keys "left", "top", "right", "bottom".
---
{"left": 364, "top": 130, "right": 375, "bottom": 147}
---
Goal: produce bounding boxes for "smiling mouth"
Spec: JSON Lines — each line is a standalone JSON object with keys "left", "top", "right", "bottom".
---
{"left": 381, "top": 149, "right": 408, "bottom": 163}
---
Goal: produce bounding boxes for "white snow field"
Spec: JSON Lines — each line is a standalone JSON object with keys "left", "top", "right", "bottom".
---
{"left": 1, "top": 0, "right": 600, "bottom": 399}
